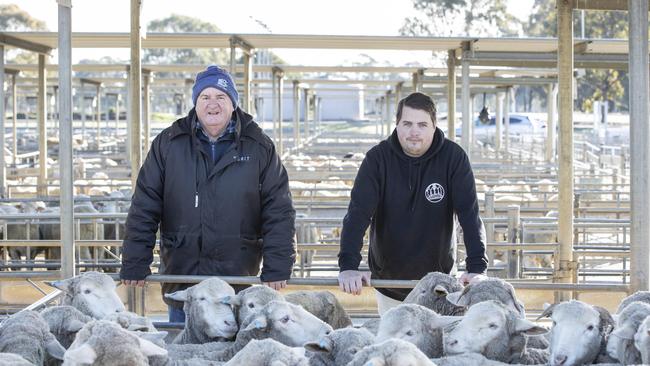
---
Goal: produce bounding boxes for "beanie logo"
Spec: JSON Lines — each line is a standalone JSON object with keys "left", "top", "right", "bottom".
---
{"left": 425, "top": 183, "right": 445, "bottom": 203}
{"left": 217, "top": 79, "right": 229, "bottom": 89}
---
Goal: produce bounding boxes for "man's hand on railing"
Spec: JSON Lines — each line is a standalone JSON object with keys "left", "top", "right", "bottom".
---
{"left": 338, "top": 270, "right": 371, "bottom": 295}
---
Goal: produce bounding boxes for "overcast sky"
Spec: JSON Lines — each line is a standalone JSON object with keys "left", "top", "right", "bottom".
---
{"left": 4, "top": 0, "right": 535, "bottom": 65}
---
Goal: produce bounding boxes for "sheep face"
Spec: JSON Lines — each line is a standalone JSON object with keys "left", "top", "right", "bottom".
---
{"left": 542, "top": 301, "right": 604, "bottom": 366}
{"left": 47, "top": 272, "right": 125, "bottom": 319}
{"left": 347, "top": 339, "right": 435, "bottom": 366}
{"left": 607, "top": 301, "right": 650, "bottom": 364}
{"left": 224, "top": 285, "right": 283, "bottom": 325}
{"left": 245, "top": 301, "right": 333, "bottom": 347}
{"left": 166, "top": 279, "right": 238, "bottom": 339}
{"left": 634, "top": 316, "right": 650, "bottom": 364}
{"left": 304, "top": 327, "right": 375, "bottom": 365}
{"left": 64, "top": 321, "right": 167, "bottom": 366}
{"left": 446, "top": 278, "right": 526, "bottom": 318}
{"left": 403, "top": 272, "right": 465, "bottom": 315}
{"left": 376, "top": 304, "right": 461, "bottom": 358}
{"left": 443, "top": 301, "right": 546, "bottom": 362}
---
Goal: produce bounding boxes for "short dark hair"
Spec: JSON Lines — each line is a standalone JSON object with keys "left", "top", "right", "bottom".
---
{"left": 395, "top": 92, "right": 437, "bottom": 125}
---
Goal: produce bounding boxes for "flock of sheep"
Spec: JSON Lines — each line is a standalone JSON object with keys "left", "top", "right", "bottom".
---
{"left": 1, "top": 271, "right": 649, "bottom": 365}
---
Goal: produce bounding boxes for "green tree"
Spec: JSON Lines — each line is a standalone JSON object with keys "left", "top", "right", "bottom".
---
{"left": 399, "top": 0, "right": 521, "bottom": 37}
{"left": 0, "top": 4, "right": 48, "bottom": 64}
{"left": 526, "top": 1, "right": 629, "bottom": 112}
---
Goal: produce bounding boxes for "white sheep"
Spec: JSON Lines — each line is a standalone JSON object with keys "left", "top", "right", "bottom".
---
{"left": 0, "top": 353, "right": 33, "bottom": 366}
{"left": 446, "top": 277, "right": 526, "bottom": 318}
{"left": 346, "top": 338, "right": 436, "bottom": 366}
{"left": 223, "top": 338, "right": 309, "bottom": 365}
{"left": 375, "top": 304, "right": 461, "bottom": 358}
{"left": 403, "top": 272, "right": 466, "bottom": 315}
{"left": 222, "top": 285, "right": 283, "bottom": 325}
{"left": 0, "top": 310, "right": 66, "bottom": 365}
{"left": 62, "top": 320, "right": 168, "bottom": 366}
{"left": 537, "top": 300, "right": 614, "bottom": 366}
{"left": 606, "top": 301, "right": 650, "bottom": 364}
{"left": 45, "top": 271, "right": 125, "bottom": 319}
{"left": 103, "top": 310, "right": 157, "bottom": 332}
{"left": 285, "top": 290, "right": 353, "bottom": 329}
{"left": 164, "top": 277, "right": 238, "bottom": 344}
{"left": 40, "top": 305, "right": 93, "bottom": 349}
{"left": 443, "top": 300, "right": 548, "bottom": 365}
{"left": 616, "top": 291, "right": 650, "bottom": 314}
{"left": 199, "top": 300, "right": 333, "bottom": 362}
{"left": 303, "top": 327, "right": 375, "bottom": 366}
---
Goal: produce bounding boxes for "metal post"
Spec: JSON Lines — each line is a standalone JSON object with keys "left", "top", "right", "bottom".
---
{"left": 485, "top": 191, "right": 495, "bottom": 267}
{"left": 11, "top": 73, "right": 17, "bottom": 167}
{"left": 507, "top": 205, "right": 521, "bottom": 279}
{"left": 37, "top": 54, "right": 48, "bottom": 197}
{"left": 184, "top": 78, "right": 193, "bottom": 113}
{"left": 0, "top": 46, "right": 4, "bottom": 198}
{"left": 504, "top": 87, "right": 511, "bottom": 154}
{"left": 229, "top": 40, "right": 236, "bottom": 75}
{"left": 142, "top": 71, "right": 150, "bottom": 156}
{"left": 80, "top": 82, "right": 86, "bottom": 137}
{"left": 556, "top": 0, "right": 576, "bottom": 301}
{"left": 292, "top": 80, "right": 301, "bottom": 150}
{"left": 412, "top": 69, "right": 421, "bottom": 92}
{"left": 461, "top": 49, "right": 471, "bottom": 154}
{"left": 303, "top": 88, "right": 310, "bottom": 141}
{"left": 271, "top": 73, "right": 277, "bottom": 143}
{"left": 447, "top": 50, "right": 457, "bottom": 141}
{"left": 59, "top": 0, "right": 75, "bottom": 279}
{"left": 130, "top": 0, "right": 143, "bottom": 189}
{"left": 95, "top": 84, "right": 101, "bottom": 146}
{"left": 629, "top": 0, "right": 650, "bottom": 292}
{"left": 546, "top": 83, "right": 557, "bottom": 162}
{"left": 496, "top": 92, "right": 503, "bottom": 152}
{"left": 385, "top": 90, "right": 392, "bottom": 137}
{"left": 379, "top": 96, "right": 386, "bottom": 136}
{"left": 273, "top": 68, "right": 284, "bottom": 155}
{"left": 243, "top": 50, "right": 253, "bottom": 112}
{"left": 115, "top": 93, "right": 120, "bottom": 137}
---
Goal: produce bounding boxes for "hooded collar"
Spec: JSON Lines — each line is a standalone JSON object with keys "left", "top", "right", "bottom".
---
{"left": 387, "top": 126, "right": 446, "bottom": 162}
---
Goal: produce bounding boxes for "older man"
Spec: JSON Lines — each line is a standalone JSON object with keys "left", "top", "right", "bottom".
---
{"left": 120, "top": 65, "right": 296, "bottom": 322}
{"left": 338, "top": 92, "right": 488, "bottom": 315}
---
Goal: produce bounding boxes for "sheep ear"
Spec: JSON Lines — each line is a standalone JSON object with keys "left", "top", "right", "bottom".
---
{"left": 64, "top": 344, "right": 98, "bottom": 365}
{"left": 505, "top": 284, "right": 526, "bottom": 316}
{"left": 221, "top": 295, "right": 240, "bottom": 306}
{"left": 304, "top": 337, "right": 333, "bottom": 353}
{"left": 66, "top": 319, "right": 87, "bottom": 333}
{"left": 45, "top": 338, "right": 66, "bottom": 360}
{"left": 164, "top": 289, "right": 188, "bottom": 302}
{"left": 138, "top": 338, "right": 168, "bottom": 357}
{"left": 434, "top": 315, "right": 463, "bottom": 329}
{"left": 131, "top": 330, "right": 168, "bottom": 344}
{"left": 244, "top": 315, "right": 268, "bottom": 331}
{"left": 433, "top": 285, "right": 449, "bottom": 297}
{"left": 514, "top": 318, "right": 548, "bottom": 335}
{"left": 446, "top": 290, "right": 468, "bottom": 306}
{"left": 45, "top": 278, "right": 73, "bottom": 292}
{"left": 612, "top": 324, "right": 636, "bottom": 340}
{"left": 536, "top": 303, "right": 556, "bottom": 321}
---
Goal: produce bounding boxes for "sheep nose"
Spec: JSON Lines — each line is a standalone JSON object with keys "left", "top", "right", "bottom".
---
{"left": 224, "top": 320, "right": 234, "bottom": 326}
{"left": 554, "top": 354, "right": 567, "bottom": 365}
{"left": 448, "top": 339, "right": 458, "bottom": 346}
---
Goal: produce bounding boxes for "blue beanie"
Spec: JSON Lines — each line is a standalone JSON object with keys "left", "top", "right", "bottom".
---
{"left": 192, "top": 65, "right": 239, "bottom": 108}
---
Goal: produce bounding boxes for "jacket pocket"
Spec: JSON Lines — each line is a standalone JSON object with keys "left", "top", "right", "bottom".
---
{"left": 160, "top": 233, "right": 200, "bottom": 275}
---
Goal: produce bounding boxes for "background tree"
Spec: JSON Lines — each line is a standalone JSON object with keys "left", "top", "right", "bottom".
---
{"left": 399, "top": 0, "right": 521, "bottom": 37}
{"left": 526, "top": 1, "right": 629, "bottom": 113}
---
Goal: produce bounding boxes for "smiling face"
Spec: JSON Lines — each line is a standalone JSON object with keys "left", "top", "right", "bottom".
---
{"left": 396, "top": 106, "right": 436, "bottom": 158}
{"left": 195, "top": 87, "right": 234, "bottom": 140}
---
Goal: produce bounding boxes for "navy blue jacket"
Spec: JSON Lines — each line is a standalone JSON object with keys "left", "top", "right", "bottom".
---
{"left": 338, "top": 127, "right": 487, "bottom": 300}
{"left": 121, "top": 108, "right": 296, "bottom": 307}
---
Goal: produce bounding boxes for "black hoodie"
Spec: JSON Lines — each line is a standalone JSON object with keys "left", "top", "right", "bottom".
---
{"left": 338, "top": 127, "right": 488, "bottom": 300}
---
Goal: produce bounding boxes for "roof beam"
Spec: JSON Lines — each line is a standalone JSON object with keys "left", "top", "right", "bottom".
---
{"left": 574, "top": 0, "right": 648, "bottom": 10}
{"left": 0, "top": 33, "right": 51, "bottom": 55}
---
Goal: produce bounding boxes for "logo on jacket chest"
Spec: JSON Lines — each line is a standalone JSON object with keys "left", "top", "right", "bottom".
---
{"left": 425, "top": 182, "right": 445, "bottom": 203}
